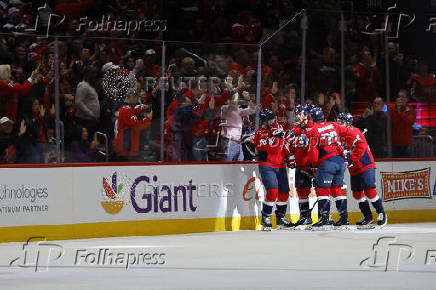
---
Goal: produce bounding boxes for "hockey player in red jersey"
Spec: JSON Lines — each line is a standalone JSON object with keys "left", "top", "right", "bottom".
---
{"left": 302, "top": 106, "right": 351, "bottom": 229}
{"left": 254, "top": 109, "right": 293, "bottom": 230}
{"left": 335, "top": 113, "right": 387, "bottom": 228}
{"left": 289, "top": 104, "right": 318, "bottom": 229}
{"left": 113, "top": 90, "right": 152, "bottom": 161}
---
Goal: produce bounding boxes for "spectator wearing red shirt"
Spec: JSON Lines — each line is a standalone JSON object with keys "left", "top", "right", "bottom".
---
{"left": 408, "top": 60, "right": 436, "bottom": 102}
{"left": 142, "top": 49, "right": 160, "bottom": 78}
{"left": 231, "top": 10, "right": 262, "bottom": 43}
{"left": 113, "top": 92, "right": 152, "bottom": 161}
{"left": 105, "top": 37, "right": 124, "bottom": 65}
{"left": 390, "top": 89, "right": 416, "bottom": 158}
{"left": 318, "top": 92, "right": 343, "bottom": 122}
{"left": 352, "top": 48, "right": 381, "bottom": 107}
{"left": 262, "top": 82, "right": 294, "bottom": 130}
{"left": 54, "top": 0, "right": 98, "bottom": 21}
{"left": 227, "top": 49, "right": 250, "bottom": 75}
{"left": 0, "top": 64, "right": 40, "bottom": 121}
{"left": 191, "top": 93, "right": 216, "bottom": 161}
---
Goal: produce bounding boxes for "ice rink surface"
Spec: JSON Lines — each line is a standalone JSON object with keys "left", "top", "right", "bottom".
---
{"left": 1, "top": 223, "right": 436, "bottom": 290}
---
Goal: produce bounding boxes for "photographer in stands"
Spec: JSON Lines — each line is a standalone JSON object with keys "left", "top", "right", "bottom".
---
{"left": 355, "top": 96, "right": 387, "bottom": 158}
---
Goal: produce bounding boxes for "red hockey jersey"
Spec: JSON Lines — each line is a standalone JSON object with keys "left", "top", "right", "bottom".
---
{"left": 113, "top": 104, "right": 151, "bottom": 157}
{"left": 305, "top": 121, "right": 349, "bottom": 166}
{"left": 290, "top": 121, "right": 318, "bottom": 170}
{"left": 341, "top": 125, "right": 375, "bottom": 175}
{"left": 253, "top": 127, "right": 289, "bottom": 168}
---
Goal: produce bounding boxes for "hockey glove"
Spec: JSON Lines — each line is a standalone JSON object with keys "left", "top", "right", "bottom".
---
{"left": 191, "top": 101, "right": 200, "bottom": 111}
{"left": 271, "top": 123, "right": 284, "bottom": 138}
{"left": 286, "top": 155, "right": 296, "bottom": 169}
{"left": 344, "top": 150, "right": 353, "bottom": 167}
{"left": 298, "top": 134, "right": 309, "bottom": 147}
{"left": 284, "top": 131, "right": 296, "bottom": 142}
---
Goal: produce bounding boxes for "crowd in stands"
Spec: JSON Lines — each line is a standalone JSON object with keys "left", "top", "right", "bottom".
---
{"left": 0, "top": 0, "right": 434, "bottom": 164}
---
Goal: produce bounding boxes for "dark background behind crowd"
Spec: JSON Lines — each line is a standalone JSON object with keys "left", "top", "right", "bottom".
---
{"left": 0, "top": 0, "right": 434, "bottom": 164}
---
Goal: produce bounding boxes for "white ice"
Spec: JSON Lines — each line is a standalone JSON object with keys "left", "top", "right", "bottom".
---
{"left": 1, "top": 223, "right": 436, "bottom": 290}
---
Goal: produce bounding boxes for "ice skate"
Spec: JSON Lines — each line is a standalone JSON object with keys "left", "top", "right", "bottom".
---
{"left": 312, "top": 214, "right": 332, "bottom": 231}
{"left": 261, "top": 214, "right": 272, "bottom": 231}
{"left": 333, "top": 214, "right": 350, "bottom": 230}
{"left": 275, "top": 212, "right": 294, "bottom": 230}
{"left": 294, "top": 214, "right": 312, "bottom": 230}
{"left": 377, "top": 212, "right": 387, "bottom": 228}
{"left": 356, "top": 215, "right": 375, "bottom": 229}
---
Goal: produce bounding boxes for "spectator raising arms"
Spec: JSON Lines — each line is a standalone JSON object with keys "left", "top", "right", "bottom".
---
{"left": 0, "top": 118, "right": 26, "bottom": 164}
{"left": 18, "top": 98, "right": 55, "bottom": 164}
{"left": 113, "top": 91, "right": 152, "bottom": 161}
{"left": 0, "top": 64, "right": 41, "bottom": 121}
{"left": 216, "top": 91, "right": 255, "bottom": 161}
{"left": 355, "top": 97, "right": 387, "bottom": 158}
{"left": 352, "top": 48, "right": 381, "bottom": 107}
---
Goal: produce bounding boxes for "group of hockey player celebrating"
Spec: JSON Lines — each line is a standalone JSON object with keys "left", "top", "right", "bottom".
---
{"left": 254, "top": 105, "right": 387, "bottom": 231}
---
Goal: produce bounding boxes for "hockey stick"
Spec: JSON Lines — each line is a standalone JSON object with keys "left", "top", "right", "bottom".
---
{"left": 309, "top": 199, "right": 318, "bottom": 213}
{"left": 299, "top": 169, "right": 314, "bottom": 179}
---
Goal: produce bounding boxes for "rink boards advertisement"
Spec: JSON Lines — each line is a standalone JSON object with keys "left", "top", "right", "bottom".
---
{"left": 380, "top": 168, "right": 432, "bottom": 201}
{"left": 0, "top": 159, "right": 435, "bottom": 242}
